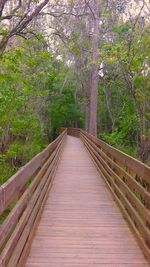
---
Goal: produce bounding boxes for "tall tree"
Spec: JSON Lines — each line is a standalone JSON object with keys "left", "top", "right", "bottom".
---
{"left": 88, "top": 0, "right": 100, "bottom": 135}
{"left": 46, "top": 0, "right": 101, "bottom": 135}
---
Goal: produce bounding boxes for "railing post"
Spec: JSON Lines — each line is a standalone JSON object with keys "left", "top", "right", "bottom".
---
{"left": 80, "top": 129, "right": 150, "bottom": 262}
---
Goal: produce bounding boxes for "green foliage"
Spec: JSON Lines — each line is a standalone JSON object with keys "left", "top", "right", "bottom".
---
{"left": 47, "top": 67, "right": 84, "bottom": 138}
{"left": 99, "top": 19, "right": 150, "bottom": 160}
{"left": 1, "top": 12, "right": 149, "bottom": 186}
{"left": 0, "top": 36, "right": 83, "bottom": 184}
{"left": 112, "top": 22, "right": 130, "bottom": 35}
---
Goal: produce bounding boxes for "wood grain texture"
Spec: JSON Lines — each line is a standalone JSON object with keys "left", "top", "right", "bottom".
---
{"left": 81, "top": 131, "right": 150, "bottom": 260}
{"left": 81, "top": 130, "right": 150, "bottom": 185}
{"left": 25, "top": 136, "right": 149, "bottom": 267}
{"left": 0, "top": 131, "right": 66, "bottom": 215}
{"left": 0, "top": 130, "right": 66, "bottom": 266}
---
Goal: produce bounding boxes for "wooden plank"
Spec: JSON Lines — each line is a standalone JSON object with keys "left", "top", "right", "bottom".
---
{"left": 85, "top": 146, "right": 150, "bottom": 262}
{"left": 7, "top": 168, "right": 54, "bottom": 267}
{"left": 1, "top": 160, "right": 55, "bottom": 265}
{"left": 60, "top": 127, "right": 80, "bottom": 137}
{"left": 81, "top": 133, "right": 150, "bottom": 224}
{"left": 82, "top": 136, "right": 150, "bottom": 238}
{"left": 81, "top": 133, "right": 150, "bottom": 205}
{"left": 81, "top": 134, "right": 150, "bottom": 261}
{"left": 0, "top": 130, "right": 66, "bottom": 215}
{"left": 17, "top": 140, "right": 63, "bottom": 267}
{"left": 81, "top": 130, "right": 150, "bottom": 184}
{"left": 24, "top": 136, "right": 149, "bottom": 266}
{"left": 67, "top": 127, "right": 80, "bottom": 137}
{"left": 0, "top": 132, "right": 66, "bottom": 266}
{"left": 7, "top": 140, "right": 64, "bottom": 267}
{"left": 0, "top": 139, "right": 63, "bottom": 249}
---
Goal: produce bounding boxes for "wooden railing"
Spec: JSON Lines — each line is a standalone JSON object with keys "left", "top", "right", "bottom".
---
{"left": 80, "top": 129, "right": 150, "bottom": 262}
{"left": 0, "top": 129, "right": 67, "bottom": 267}
{"left": 0, "top": 126, "right": 149, "bottom": 265}
{"left": 60, "top": 127, "right": 80, "bottom": 137}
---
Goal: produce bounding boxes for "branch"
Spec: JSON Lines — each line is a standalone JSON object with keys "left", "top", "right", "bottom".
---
{"left": 84, "top": 0, "right": 96, "bottom": 19}
{"left": 0, "top": 0, "right": 50, "bottom": 51}
{"left": 53, "top": 31, "right": 72, "bottom": 53}
{"left": 40, "top": 11, "right": 88, "bottom": 18}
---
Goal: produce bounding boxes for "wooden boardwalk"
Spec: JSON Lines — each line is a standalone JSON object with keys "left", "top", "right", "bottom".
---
{"left": 25, "top": 136, "right": 149, "bottom": 267}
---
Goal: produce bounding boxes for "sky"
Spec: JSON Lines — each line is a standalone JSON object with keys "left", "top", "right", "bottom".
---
{"left": 123, "top": 0, "right": 150, "bottom": 21}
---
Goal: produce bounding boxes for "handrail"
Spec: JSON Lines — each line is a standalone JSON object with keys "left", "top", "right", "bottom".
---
{"left": 0, "top": 129, "right": 67, "bottom": 266}
{"left": 80, "top": 129, "right": 150, "bottom": 262}
{"left": 0, "top": 126, "right": 149, "bottom": 265}
{"left": 60, "top": 127, "right": 80, "bottom": 137}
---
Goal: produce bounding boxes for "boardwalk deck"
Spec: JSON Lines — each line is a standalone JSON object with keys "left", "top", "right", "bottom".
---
{"left": 25, "top": 136, "right": 149, "bottom": 267}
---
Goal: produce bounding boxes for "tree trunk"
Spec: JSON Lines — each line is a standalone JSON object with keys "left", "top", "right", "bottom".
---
{"left": 88, "top": 0, "right": 100, "bottom": 136}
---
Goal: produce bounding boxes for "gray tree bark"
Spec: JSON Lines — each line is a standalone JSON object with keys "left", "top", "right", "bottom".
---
{"left": 88, "top": 0, "right": 100, "bottom": 136}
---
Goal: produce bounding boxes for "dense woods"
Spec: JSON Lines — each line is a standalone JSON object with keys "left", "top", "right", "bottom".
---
{"left": 0, "top": 0, "right": 150, "bottom": 184}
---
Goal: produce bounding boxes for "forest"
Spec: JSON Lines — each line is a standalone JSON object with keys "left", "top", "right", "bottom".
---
{"left": 0, "top": 0, "right": 150, "bottom": 184}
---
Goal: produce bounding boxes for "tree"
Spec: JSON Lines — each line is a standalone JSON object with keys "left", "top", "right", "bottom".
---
{"left": 46, "top": 0, "right": 101, "bottom": 136}
{"left": 88, "top": 0, "right": 100, "bottom": 136}
{"left": 0, "top": 0, "right": 50, "bottom": 52}
{"left": 99, "top": 5, "right": 150, "bottom": 161}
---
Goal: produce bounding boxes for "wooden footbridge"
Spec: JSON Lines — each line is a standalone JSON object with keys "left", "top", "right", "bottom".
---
{"left": 0, "top": 128, "right": 150, "bottom": 266}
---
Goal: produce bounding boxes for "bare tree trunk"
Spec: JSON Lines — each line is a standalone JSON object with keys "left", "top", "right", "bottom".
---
{"left": 88, "top": 0, "right": 100, "bottom": 136}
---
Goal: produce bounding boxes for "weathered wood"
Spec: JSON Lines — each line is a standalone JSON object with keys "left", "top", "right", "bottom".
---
{"left": 0, "top": 127, "right": 150, "bottom": 266}
{"left": 24, "top": 136, "right": 149, "bottom": 267}
{"left": 60, "top": 127, "right": 80, "bottom": 137}
{"left": 81, "top": 132, "right": 150, "bottom": 204}
{"left": 0, "top": 130, "right": 66, "bottom": 266}
{"left": 17, "top": 141, "right": 64, "bottom": 267}
{"left": 81, "top": 130, "right": 150, "bottom": 185}
{"left": 1, "top": 158, "right": 53, "bottom": 264}
{"left": 0, "top": 131, "right": 66, "bottom": 215}
{"left": 83, "top": 139, "right": 150, "bottom": 262}
{"left": 0, "top": 139, "right": 63, "bottom": 249}
{"left": 81, "top": 130, "right": 150, "bottom": 261}
{"left": 7, "top": 140, "right": 64, "bottom": 267}
{"left": 82, "top": 137, "right": 149, "bottom": 234}
{"left": 81, "top": 134, "right": 150, "bottom": 224}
